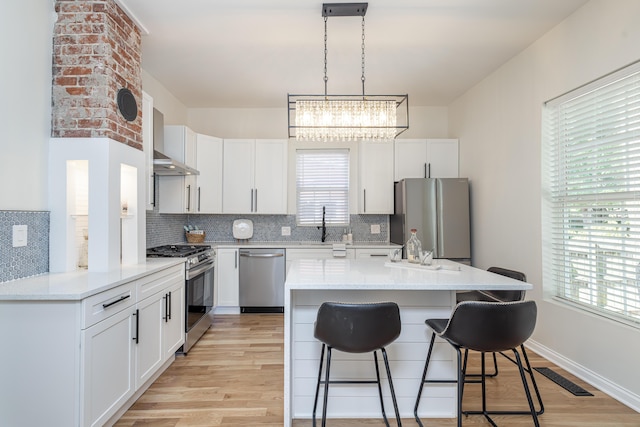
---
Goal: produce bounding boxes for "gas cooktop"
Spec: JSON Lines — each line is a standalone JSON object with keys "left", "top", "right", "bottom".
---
{"left": 146, "top": 244, "right": 211, "bottom": 258}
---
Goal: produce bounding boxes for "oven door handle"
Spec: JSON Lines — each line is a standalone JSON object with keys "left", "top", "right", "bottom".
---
{"left": 186, "top": 259, "right": 214, "bottom": 280}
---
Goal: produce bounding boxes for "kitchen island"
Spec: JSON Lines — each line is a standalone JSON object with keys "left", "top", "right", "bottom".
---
{"left": 284, "top": 258, "right": 532, "bottom": 425}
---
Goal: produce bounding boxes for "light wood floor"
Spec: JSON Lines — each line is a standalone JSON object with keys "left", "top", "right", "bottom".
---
{"left": 115, "top": 314, "right": 640, "bottom": 426}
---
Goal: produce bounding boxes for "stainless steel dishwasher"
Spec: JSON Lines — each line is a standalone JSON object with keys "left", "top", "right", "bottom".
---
{"left": 239, "top": 248, "right": 285, "bottom": 313}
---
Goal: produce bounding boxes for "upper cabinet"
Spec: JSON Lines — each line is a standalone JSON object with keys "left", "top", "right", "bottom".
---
{"left": 158, "top": 126, "right": 197, "bottom": 213}
{"left": 195, "top": 134, "right": 223, "bottom": 213}
{"left": 142, "top": 91, "right": 155, "bottom": 211}
{"left": 358, "top": 141, "right": 394, "bottom": 214}
{"left": 394, "top": 138, "right": 459, "bottom": 180}
{"left": 222, "top": 139, "right": 287, "bottom": 214}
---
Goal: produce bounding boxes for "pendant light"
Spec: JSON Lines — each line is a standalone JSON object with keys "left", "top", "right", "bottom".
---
{"left": 288, "top": 3, "right": 409, "bottom": 141}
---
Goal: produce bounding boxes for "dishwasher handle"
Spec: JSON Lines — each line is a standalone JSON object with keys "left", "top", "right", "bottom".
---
{"left": 239, "top": 252, "right": 284, "bottom": 258}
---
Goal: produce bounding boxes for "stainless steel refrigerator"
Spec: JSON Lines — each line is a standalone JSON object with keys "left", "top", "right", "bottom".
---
{"left": 390, "top": 178, "right": 471, "bottom": 263}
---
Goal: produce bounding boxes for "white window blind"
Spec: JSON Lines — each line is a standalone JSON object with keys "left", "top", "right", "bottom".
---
{"left": 542, "top": 61, "right": 640, "bottom": 326}
{"left": 296, "top": 149, "right": 349, "bottom": 226}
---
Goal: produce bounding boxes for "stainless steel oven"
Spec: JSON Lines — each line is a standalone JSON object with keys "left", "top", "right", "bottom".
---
{"left": 184, "top": 255, "right": 214, "bottom": 352}
{"left": 147, "top": 244, "right": 215, "bottom": 354}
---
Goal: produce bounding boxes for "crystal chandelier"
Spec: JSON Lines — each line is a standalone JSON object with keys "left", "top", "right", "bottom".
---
{"left": 288, "top": 3, "right": 408, "bottom": 141}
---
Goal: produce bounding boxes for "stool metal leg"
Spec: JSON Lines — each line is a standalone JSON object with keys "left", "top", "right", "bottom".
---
{"left": 312, "top": 344, "right": 326, "bottom": 427}
{"left": 414, "top": 332, "right": 436, "bottom": 427}
{"left": 381, "top": 347, "right": 402, "bottom": 427}
{"left": 372, "top": 350, "right": 390, "bottom": 427}
{"left": 321, "top": 346, "right": 332, "bottom": 427}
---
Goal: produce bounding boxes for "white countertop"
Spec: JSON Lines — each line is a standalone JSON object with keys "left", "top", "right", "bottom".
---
{"left": 0, "top": 258, "right": 184, "bottom": 301}
{"left": 285, "top": 258, "right": 532, "bottom": 291}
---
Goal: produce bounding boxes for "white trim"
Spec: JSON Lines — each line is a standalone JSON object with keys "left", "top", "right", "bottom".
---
{"left": 526, "top": 339, "right": 640, "bottom": 412}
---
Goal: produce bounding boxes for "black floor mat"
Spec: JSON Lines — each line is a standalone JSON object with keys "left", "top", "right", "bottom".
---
{"left": 534, "top": 367, "right": 593, "bottom": 396}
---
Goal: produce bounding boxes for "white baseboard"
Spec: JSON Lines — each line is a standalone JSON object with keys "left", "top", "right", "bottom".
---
{"left": 526, "top": 339, "right": 640, "bottom": 413}
{"left": 214, "top": 306, "right": 240, "bottom": 315}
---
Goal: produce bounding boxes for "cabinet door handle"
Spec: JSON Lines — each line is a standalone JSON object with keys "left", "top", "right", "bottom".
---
{"left": 427, "top": 163, "right": 431, "bottom": 178}
{"left": 133, "top": 309, "right": 139, "bottom": 344}
{"left": 186, "top": 185, "right": 192, "bottom": 211}
{"left": 250, "top": 189, "right": 254, "bottom": 212}
{"left": 167, "top": 291, "right": 172, "bottom": 320}
{"left": 102, "top": 294, "right": 130, "bottom": 309}
{"left": 152, "top": 173, "right": 157, "bottom": 207}
{"left": 235, "top": 251, "right": 238, "bottom": 269}
{"left": 424, "top": 163, "right": 427, "bottom": 178}
{"left": 254, "top": 189, "right": 258, "bottom": 212}
{"left": 370, "top": 254, "right": 388, "bottom": 257}
{"left": 198, "top": 187, "right": 201, "bottom": 212}
{"left": 363, "top": 189, "right": 367, "bottom": 213}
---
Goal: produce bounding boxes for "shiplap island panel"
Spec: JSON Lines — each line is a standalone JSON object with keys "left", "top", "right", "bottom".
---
{"left": 283, "top": 258, "right": 532, "bottom": 425}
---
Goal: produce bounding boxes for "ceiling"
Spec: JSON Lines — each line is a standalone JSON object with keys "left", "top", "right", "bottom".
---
{"left": 118, "top": 0, "right": 589, "bottom": 109}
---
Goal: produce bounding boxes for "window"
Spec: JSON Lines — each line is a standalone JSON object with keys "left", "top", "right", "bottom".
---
{"left": 296, "top": 149, "right": 349, "bottom": 226}
{"left": 542, "top": 61, "right": 640, "bottom": 326}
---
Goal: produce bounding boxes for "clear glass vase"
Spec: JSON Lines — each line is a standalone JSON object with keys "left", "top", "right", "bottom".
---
{"left": 406, "top": 229, "right": 422, "bottom": 264}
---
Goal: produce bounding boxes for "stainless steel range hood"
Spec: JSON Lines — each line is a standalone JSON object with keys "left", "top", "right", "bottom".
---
{"left": 152, "top": 108, "right": 199, "bottom": 176}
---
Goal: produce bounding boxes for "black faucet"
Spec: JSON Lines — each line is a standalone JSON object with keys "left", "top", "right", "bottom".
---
{"left": 317, "top": 206, "right": 326, "bottom": 242}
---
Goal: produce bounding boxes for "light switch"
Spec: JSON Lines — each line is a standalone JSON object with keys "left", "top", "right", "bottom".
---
{"left": 281, "top": 226, "right": 291, "bottom": 236}
{"left": 13, "top": 225, "right": 28, "bottom": 247}
{"left": 370, "top": 224, "right": 381, "bottom": 234}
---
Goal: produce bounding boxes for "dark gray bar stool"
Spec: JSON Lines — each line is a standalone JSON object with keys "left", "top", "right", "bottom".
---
{"left": 414, "top": 300, "right": 540, "bottom": 427}
{"left": 456, "top": 267, "right": 544, "bottom": 417}
{"left": 312, "top": 301, "right": 402, "bottom": 427}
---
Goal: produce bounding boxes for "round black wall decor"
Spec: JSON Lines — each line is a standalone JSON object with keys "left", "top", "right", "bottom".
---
{"left": 117, "top": 88, "right": 138, "bottom": 122}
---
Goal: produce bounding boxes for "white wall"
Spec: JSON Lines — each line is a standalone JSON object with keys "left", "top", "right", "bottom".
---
{"left": 449, "top": 0, "right": 640, "bottom": 408}
{"left": 0, "top": 0, "right": 55, "bottom": 210}
{"left": 141, "top": 69, "right": 188, "bottom": 125}
{"left": 187, "top": 106, "right": 449, "bottom": 139}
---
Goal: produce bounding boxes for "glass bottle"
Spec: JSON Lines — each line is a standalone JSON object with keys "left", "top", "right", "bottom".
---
{"left": 406, "top": 228, "right": 422, "bottom": 264}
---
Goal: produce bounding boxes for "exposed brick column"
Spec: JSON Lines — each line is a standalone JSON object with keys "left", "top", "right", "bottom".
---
{"left": 52, "top": 0, "right": 142, "bottom": 150}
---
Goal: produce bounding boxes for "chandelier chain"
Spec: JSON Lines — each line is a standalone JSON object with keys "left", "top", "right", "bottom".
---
{"left": 324, "top": 16, "right": 328, "bottom": 97}
{"left": 361, "top": 15, "right": 366, "bottom": 96}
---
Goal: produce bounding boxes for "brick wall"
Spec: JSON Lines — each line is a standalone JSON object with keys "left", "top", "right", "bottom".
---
{"left": 52, "top": 0, "right": 142, "bottom": 150}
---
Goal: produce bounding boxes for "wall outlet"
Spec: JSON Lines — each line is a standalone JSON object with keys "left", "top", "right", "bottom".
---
{"left": 281, "top": 226, "right": 291, "bottom": 236}
{"left": 370, "top": 224, "right": 381, "bottom": 234}
{"left": 13, "top": 224, "right": 28, "bottom": 247}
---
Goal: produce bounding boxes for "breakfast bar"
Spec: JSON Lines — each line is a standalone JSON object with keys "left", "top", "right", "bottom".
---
{"left": 283, "top": 258, "right": 532, "bottom": 425}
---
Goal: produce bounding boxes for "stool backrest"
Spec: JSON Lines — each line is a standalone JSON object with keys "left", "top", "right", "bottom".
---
{"left": 314, "top": 302, "right": 401, "bottom": 353}
{"left": 443, "top": 300, "right": 537, "bottom": 353}
{"left": 485, "top": 266, "right": 527, "bottom": 302}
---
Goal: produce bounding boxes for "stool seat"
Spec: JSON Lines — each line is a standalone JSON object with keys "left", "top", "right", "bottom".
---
{"left": 313, "top": 302, "right": 402, "bottom": 427}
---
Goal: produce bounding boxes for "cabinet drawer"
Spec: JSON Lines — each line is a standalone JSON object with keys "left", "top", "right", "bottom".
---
{"left": 355, "top": 248, "right": 393, "bottom": 258}
{"left": 82, "top": 282, "right": 136, "bottom": 329}
{"left": 137, "top": 264, "right": 184, "bottom": 301}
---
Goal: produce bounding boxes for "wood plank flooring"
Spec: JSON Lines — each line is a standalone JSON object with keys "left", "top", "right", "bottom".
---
{"left": 115, "top": 314, "right": 640, "bottom": 426}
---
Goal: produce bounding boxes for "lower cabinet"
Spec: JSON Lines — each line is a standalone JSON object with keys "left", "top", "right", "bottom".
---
{"left": 81, "top": 306, "right": 136, "bottom": 427}
{"left": 82, "top": 264, "right": 185, "bottom": 426}
{"left": 0, "top": 263, "right": 185, "bottom": 427}
{"left": 215, "top": 248, "right": 239, "bottom": 308}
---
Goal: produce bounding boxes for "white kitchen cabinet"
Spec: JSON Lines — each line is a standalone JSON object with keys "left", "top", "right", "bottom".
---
{"left": 394, "top": 138, "right": 459, "bottom": 180}
{"left": 222, "top": 139, "right": 287, "bottom": 214}
{"left": 81, "top": 304, "right": 136, "bottom": 427}
{"left": 0, "top": 264, "right": 185, "bottom": 427}
{"left": 134, "top": 291, "right": 164, "bottom": 389}
{"left": 158, "top": 126, "right": 198, "bottom": 213}
{"left": 216, "top": 248, "right": 239, "bottom": 308}
{"left": 162, "top": 280, "right": 185, "bottom": 359}
{"left": 358, "top": 141, "right": 394, "bottom": 214}
{"left": 195, "top": 133, "right": 223, "bottom": 213}
{"left": 142, "top": 91, "right": 155, "bottom": 211}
